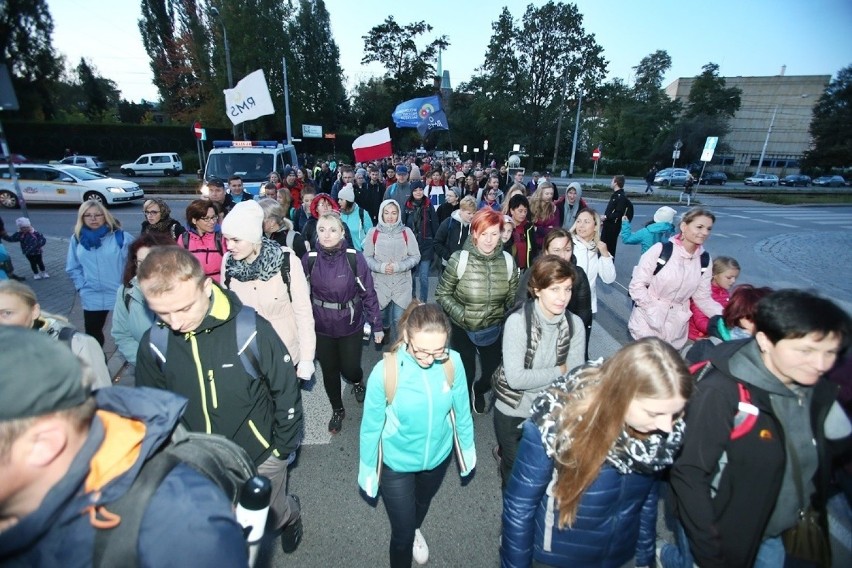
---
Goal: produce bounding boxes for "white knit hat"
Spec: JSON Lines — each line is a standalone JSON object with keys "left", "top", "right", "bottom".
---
{"left": 654, "top": 206, "right": 677, "bottom": 224}
{"left": 221, "top": 199, "right": 264, "bottom": 243}
{"left": 337, "top": 183, "right": 355, "bottom": 204}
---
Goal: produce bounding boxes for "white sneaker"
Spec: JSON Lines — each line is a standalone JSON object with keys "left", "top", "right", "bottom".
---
{"left": 33, "top": 273, "right": 43, "bottom": 280}
{"left": 413, "top": 528, "right": 429, "bottom": 565}
{"left": 42, "top": 271, "right": 50, "bottom": 278}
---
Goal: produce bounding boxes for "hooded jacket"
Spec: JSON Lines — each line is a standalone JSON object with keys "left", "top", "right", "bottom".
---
{"left": 688, "top": 281, "right": 730, "bottom": 340}
{"left": 505, "top": 221, "right": 537, "bottom": 270}
{"left": 111, "top": 278, "right": 156, "bottom": 365}
{"left": 0, "top": 387, "right": 246, "bottom": 567}
{"left": 301, "top": 193, "right": 353, "bottom": 250}
{"left": 34, "top": 315, "right": 112, "bottom": 389}
{"left": 628, "top": 237, "right": 722, "bottom": 349}
{"left": 402, "top": 194, "right": 440, "bottom": 261}
{"left": 571, "top": 235, "right": 615, "bottom": 314}
{"left": 670, "top": 339, "right": 847, "bottom": 568}
{"left": 561, "top": 184, "right": 586, "bottom": 230}
{"left": 619, "top": 219, "right": 675, "bottom": 254}
{"left": 434, "top": 209, "right": 471, "bottom": 266}
{"left": 436, "top": 238, "right": 519, "bottom": 332}
{"left": 384, "top": 180, "right": 412, "bottom": 210}
{"left": 66, "top": 230, "right": 132, "bottom": 311}
{"left": 135, "top": 285, "right": 302, "bottom": 465}
{"left": 362, "top": 199, "right": 420, "bottom": 309}
{"left": 340, "top": 202, "right": 373, "bottom": 251}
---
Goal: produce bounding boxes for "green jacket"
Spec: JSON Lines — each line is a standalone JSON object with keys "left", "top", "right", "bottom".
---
{"left": 436, "top": 238, "right": 519, "bottom": 331}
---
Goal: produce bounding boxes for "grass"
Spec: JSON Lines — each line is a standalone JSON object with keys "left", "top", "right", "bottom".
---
{"left": 747, "top": 193, "right": 852, "bottom": 205}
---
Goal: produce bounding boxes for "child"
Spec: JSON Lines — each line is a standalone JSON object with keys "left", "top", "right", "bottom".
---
{"left": 3, "top": 218, "right": 48, "bottom": 279}
{"left": 688, "top": 256, "right": 740, "bottom": 340}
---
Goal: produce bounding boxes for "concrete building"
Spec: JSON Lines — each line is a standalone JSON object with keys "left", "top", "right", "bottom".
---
{"left": 665, "top": 74, "right": 830, "bottom": 176}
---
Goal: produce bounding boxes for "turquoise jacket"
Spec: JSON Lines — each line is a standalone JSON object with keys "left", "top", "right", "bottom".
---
{"left": 110, "top": 277, "right": 156, "bottom": 364}
{"left": 340, "top": 204, "right": 373, "bottom": 251}
{"left": 358, "top": 346, "right": 476, "bottom": 497}
{"left": 620, "top": 220, "right": 675, "bottom": 253}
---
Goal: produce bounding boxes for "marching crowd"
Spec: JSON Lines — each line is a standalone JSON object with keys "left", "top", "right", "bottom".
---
{"left": 0, "top": 156, "right": 850, "bottom": 568}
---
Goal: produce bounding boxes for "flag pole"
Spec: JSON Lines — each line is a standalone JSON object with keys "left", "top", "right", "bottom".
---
{"left": 282, "top": 57, "right": 293, "bottom": 146}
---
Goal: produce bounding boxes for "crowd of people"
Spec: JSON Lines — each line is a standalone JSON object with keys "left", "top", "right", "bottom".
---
{"left": 1, "top": 156, "right": 850, "bottom": 568}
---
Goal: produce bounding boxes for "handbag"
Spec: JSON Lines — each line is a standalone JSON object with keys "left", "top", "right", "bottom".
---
{"left": 781, "top": 434, "right": 831, "bottom": 568}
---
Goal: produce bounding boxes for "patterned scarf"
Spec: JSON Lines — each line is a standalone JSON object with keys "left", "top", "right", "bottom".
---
{"left": 224, "top": 236, "right": 285, "bottom": 282}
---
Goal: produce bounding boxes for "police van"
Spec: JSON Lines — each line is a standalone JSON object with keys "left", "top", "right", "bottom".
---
{"left": 201, "top": 141, "right": 298, "bottom": 196}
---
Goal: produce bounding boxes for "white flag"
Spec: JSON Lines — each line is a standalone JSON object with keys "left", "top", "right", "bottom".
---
{"left": 223, "top": 69, "right": 275, "bottom": 125}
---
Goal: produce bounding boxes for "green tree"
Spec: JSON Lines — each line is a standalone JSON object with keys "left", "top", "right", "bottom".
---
{"left": 76, "top": 59, "right": 120, "bottom": 121}
{"left": 685, "top": 63, "right": 742, "bottom": 118}
{"left": 801, "top": 65, "right": 852, "bottom": 172}
{"left": 0, "top": 0, "right": 63, "bottom": 119}
{"left": 633, "top": 50, "right": 672, "bottom": 102}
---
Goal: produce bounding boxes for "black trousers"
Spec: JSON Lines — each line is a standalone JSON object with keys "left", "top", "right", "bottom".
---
{"left": 494, "top": 410, "right": 525, "bottom": 490}
{"left": 449, "top": 322, "right": 502, "bottom": 397}
{"left": 84, "top": 309, "right": 109, "bottom": 347}
{"left": 315, "top": 331, "right": 363, "bottom": 410}
{"left": 26, "top": 254, "right": 45, "bottom": 273}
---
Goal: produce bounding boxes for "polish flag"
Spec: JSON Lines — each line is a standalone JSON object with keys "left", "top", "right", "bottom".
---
{"left": 352, "top": 128, "right": 393, "bottom": 162}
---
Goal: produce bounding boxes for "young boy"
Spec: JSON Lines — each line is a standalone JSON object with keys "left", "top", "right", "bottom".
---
{"left": 2, "top": 217, "right": 48, "bottom": 279}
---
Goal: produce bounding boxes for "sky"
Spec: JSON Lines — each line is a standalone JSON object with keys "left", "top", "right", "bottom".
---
{"left": 48, "top": 0, "right": 852, "bottom": 104}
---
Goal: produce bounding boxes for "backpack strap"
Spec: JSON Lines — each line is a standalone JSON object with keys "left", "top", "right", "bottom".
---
{"left": 235, "top": 307, "right": 262, "bottom": 381}
{"left": 700, "top": 251, "right": 710, "bottom": 274}
{"left": 502, "top": 251, "right": 515, "bottom": 281}
{"left": 383, "top": 350, "right": 454, "bottom": 405}
{"left": 114, "top": 229, "right": 125, "bottom": 250}
{"left": 456, "top": 250, "right": 469, "bottom": 279}
{"left": 730, "top": 382, "right": 759, "bottom": 440}
{"left": 652, "top": 241, "right": 674, "bottom": 276}
{"left": 181, "top": 232, "right": 190, "bottom": 248}
{"left": 149, "top": 323, "right": 169, "bottom": 374}
{"left": 346, "top": 248, "right": 366, "bottom": 292}
{"left": 57, "top": 326, "right": 76, "bottom": 346}
{"left": 280, "top": 251, "right": 292, "bottom": 302}
{"left": 306, "top": 251, "right": 318, "bottom": 286}
{"left": 122, "top": 285, "right": 133, "bottom": 310}
{"left": 214, "top": 232, "right": 224, "bottom": 255}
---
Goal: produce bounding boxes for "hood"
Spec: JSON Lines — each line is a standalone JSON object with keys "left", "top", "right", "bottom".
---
{"left": 566, "top": 182, "right": 583, "bottom": 202}
{"left": 450, "top": 209, "right": 470, "bottom": 226}
{"left": 670, "top": 235, "right": 707, "bottom": 258}
{"left": 646, "top": 221, "right": 675, "bottom": 234}
{"left": 377, "top": 199, "right": 403, "bottom": 232}
{"left": 309, "top": 193, "right": 339, "bottom": 219}
{"left": 462, "top": 232, "right": 504, "bottom": 261}
{"left": 710, "top": 339, "right": 794, "bottom": 397}
{"left": 0, "top": 386, "right": 186, "bottom": 557}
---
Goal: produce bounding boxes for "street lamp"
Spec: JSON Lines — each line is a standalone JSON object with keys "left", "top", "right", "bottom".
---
{"left": 210, "top": 7, "right": 236, "bottom": 139}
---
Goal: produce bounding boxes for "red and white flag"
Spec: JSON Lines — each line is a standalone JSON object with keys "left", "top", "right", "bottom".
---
{"left": 352, "top": 128, "right": 392, "bottom": 162}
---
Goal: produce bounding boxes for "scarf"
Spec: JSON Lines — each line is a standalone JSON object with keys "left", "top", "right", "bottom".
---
{"left": 79, "top": 225, "right": 110, "bottom": 250}
{"left": 225, "top": 236, "right": 285, "bottom": 282}
{"left": 145, "top": 217, "right": 176, "bottom": 234}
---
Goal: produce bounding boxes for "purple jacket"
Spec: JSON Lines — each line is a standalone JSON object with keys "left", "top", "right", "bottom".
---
{"left": 303, "top": 242, "right": 382, "bottom": 338}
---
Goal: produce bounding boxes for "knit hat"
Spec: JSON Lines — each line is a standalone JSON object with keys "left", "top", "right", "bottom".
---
{"left": 0, "top": 327, "right": 88, "bottom": 421}
{"left": 356, "top": 168, "right": 367, "bottom": 179}
{"left": 395, "top": 164, "right": 409, "bottom": 175}
{"left": 15, "top": 217, "right": 32, "bottom": 229}
{"left": 221, "top": 199, "right": 265, "bottom": 243}
{"left": 283, "top": 166, "right": 295, "bottom": 178}
{"left": 337, "top": 183, "right": 355, "bottom": 204}
{"left": 654, "top": 206, "right": 677, "bottom": 224}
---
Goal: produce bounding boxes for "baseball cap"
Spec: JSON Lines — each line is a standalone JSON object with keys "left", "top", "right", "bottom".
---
{"left": 395, "top": 164, "right": 409, "bottom": 175}
{"left": 0, "top": 327, "right": 88, "bottom": 421}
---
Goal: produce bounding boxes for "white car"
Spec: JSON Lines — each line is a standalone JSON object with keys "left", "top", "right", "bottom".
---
{"left": 0, "top": 164, "right": 144, "bottom": 208}
{"left": 744, "top": 173, "right": 779, "bottom": 187}
{"left": 121, "top": 152, "right": 183, "bottom": 176}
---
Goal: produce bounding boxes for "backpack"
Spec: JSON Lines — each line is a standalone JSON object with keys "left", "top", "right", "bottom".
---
{"left": 371, "top": 228, "right": 409, "bottom": 247}
{"left": 306, "top": 248, "right": 365, "bottom": 292}
{"left": 223, "top": 250, "right": 292, "bottom": 302}
{"left": 181, "top": 231, "right": 224, "bottom": 255}
{"left": 456, "top": 249, "right": 516, "bottom": 281}
{"left": 57, "top": 326, "right": 77, "bottom": 346}
{"left": 652, "top": 240, "right": 709, "bottom": 276}
{"left": 691, "top": 361, "right": 758, "bottom": 440}
{"left": 148, "top": 304, "right": 263, "bottom": 381}
{"left": 93, "top": 424, "right": 256, "bottom": 568}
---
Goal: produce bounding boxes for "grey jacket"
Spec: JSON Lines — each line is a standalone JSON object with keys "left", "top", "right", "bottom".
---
{"left": 362, "top": 199, "right": 421, "bottom": 309}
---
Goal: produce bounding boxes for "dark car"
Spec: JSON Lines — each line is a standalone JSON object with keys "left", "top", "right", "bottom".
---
{"left": 779, "top": 174, "right": 811, "bottom": 187}
{"left": 699, "top": 171, "right": 727, "bottom": 185}
{"left": 812, "top": 175, "right": 846, "bottom": 187}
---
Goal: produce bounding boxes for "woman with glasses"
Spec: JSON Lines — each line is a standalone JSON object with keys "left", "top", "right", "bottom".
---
{"left": 140, "top": 197, "right": 185, "bottom": 240}
{"left": 179, "top": 199, "right": 224, "bottom": 283}
{"left": 66, "top": 200, "right": 133, "bottom": 346}
{"left": 359, "top": 301, "right": 476, "bottom": 568}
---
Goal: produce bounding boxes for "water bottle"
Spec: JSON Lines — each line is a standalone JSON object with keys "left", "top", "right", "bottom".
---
{"left": 363, "top": 322, "right": 371, "bottom": 342}
{"left": 235, "top": 475, "right": 271, "bottom": 544}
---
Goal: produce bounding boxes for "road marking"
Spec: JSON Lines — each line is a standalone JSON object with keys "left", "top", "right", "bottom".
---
{"left": 728, "top": 233, "right": 747, "bottom": 237}
{"left": 712, "top": 233, "right": 730, "bottom": 238}
{"left": 773, "top": 222, "right": 798, "bottom": 228}
{"left": 727, "top": 214, "right": 753, "bottom": 219}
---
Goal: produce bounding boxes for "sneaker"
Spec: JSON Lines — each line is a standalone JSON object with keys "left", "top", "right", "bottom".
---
{"left": 42, "top": 271, "right": 50, "bottom": 278}
{"left": 492, "top": 444, "right": 502, "bottom": 466}
{"left": 412, "top": 528, "right": 429, "bottom": 565}
{"left": 473, "top": 392, "right": 486, "bottom": 415}
{"left": 280, "top": 516, "right": 303, "bottom": 553}
{"left": 328, "top": 408, "right": 345, "bottom": 434}
{"left": 33, "top": 273, "right": 43, "bottom": 280}
{"left": 353, "top": 382, "right": 366, "bottom": 403}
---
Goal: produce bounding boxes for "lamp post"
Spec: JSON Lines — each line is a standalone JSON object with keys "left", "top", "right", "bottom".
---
{"left": 211, "top": 7, "right": 236, "bottom": 139}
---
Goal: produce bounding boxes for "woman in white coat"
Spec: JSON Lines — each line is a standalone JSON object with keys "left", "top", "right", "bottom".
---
{"left": 570, "top": 208, "right": 615, "bottom": 352}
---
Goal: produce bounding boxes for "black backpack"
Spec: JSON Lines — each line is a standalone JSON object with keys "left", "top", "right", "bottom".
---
{"left": 652, "top": 240, "right": 710, "bottom": 276}
{"left": 93, "top": 424, "right": 256, "bottom": 568}
{"left": 181, "top": 230, "right": 224, "bottom": 255}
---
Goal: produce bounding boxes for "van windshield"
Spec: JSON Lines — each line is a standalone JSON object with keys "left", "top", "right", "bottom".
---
{"left": 205, "top": 152, "right": 274, "bottom": 183}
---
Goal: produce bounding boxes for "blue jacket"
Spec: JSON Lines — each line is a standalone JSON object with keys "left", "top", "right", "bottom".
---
{"left": 66, "top": 230, "right": 132, "bottom": 311}
{"left": 501, "top": 420, "right": 658, "bottom": 568}
{"left": 111, "top": 277, "right": 156, "bottom": 364}
{"left": 0, "top": 387, "right": 247, "bottom": 567}
{"left": 358, "top": 346, "right": 476, "bottom": 498}
{"left": 340, "top": 204, "right": 373, "bottom": 251}
{"left": 619, "top": 219, "right": 674, "bottom": 253}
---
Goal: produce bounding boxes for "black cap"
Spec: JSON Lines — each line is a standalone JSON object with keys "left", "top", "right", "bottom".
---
{"left": 0, "top": 327, "right": 88, "bottom": 421}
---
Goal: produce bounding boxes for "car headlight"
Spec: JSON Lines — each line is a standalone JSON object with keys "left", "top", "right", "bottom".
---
{"left": 106, "top": 186, "right": 127, "bottom": 193}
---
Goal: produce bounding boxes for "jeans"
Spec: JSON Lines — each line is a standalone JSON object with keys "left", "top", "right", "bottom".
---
{"left": 381, "top": 301, "right": 405, "bottom": 344}
{"left": 412, "top": 258, "right": 431, "bottom": 303}
{"left": 381, "top": 455, "right": 451, "bottom": 568}
{"left": 494, "top": 410, "right": 525, "bottom": 489}
{"left": 753, "top": 536, "right": 784, "bottom": 568}
{"left": 84, "top": 309, "right": 110, "bottom": 347}
{"left": 315, "top": 331, "right": 363, "bottom": 410}
{"left": 659, "top": 518, "right": 694, "bottom": 568}
{"left": 449, "top": 322, "right": 502, "bottom": 397}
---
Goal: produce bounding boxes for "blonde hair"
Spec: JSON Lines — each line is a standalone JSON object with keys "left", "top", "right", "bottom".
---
{"left": 569, "top": 208, "right": 602, "bottom": 246}
{"left": 501, "top": 184, "right": 527, "bottom": 215}
{"left": 529, "top": 181, "right": 557, "bottom": 223}
{"left": 459, "top": 195, "right": 477, "bottom": 213}
{"left": 73, "top": 200, "right": 121, "bottom": 240}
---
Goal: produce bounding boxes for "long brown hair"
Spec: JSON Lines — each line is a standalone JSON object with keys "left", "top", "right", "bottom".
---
{"left": 388, "top": 300, "right": 451, "bottom": 352}
{"left": 550, "top": 337, "right": 691, "bottom": 528}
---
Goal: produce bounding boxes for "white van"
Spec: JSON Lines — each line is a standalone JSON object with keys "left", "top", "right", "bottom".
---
{"left": 120, "top": 153, "right": 183, "bottom": 176}
{"left": 200, "top": 141, "right": 298, "bottom": 196}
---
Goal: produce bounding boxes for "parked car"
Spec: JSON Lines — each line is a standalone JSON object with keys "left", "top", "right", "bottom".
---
{"left": 654, "top": 168, "right": 691, "bottom": 187}
{"left": 743, "top": 173, "right": 779, "bottom": 187}
{"left": 812, "top": 175, "right": 846, "bottom": 187}
{"left": 0, "top": 154, "right": 30, "bottom": 164}
{"left": 0, "top": 164, "right": 144, "bottom": 208}
{"left": 58, "top": 155, "right": 109, "bottom": 175}
{"left": 699, "top": 171, "right": 728, "bottom": 185}
{"left": 120, "top": 153, "right": 183, "bottom": 176}
{"left": 779, "top": 174, "right": 811, "bottom": 187}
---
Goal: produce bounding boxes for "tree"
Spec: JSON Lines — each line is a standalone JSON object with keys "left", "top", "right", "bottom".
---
{"left": 76, "top": 59, "right": 120, "bottom": 121}
{"left": 801, "top": 65, "right": 852, "bottom": 172}
{"left": 0, "top": 0, "right": 63, "bottom": 119}
{"left": 685, "top": 63, "right": 742, "bottom": 119}
{"left": 633, "top": 50, "right": 672, "bottom": 102}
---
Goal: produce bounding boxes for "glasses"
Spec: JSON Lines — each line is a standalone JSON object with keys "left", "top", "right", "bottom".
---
{"left": 198, "top": 215, "right": 216, "bottom": 222}
{"left": 144, "top": 210, "right": 161, "bottom": 216}
{"left": 410, "top": 344, "right": 450, "bottom": 363}
{"left": 83, "top": 213, "right": 104, "bottom": 220}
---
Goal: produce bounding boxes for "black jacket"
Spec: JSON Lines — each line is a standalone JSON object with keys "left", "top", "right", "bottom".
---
{"left": 601, "top": 189, "right": 633, "bottom": 255}
{"left": 136, "top": 285, "right": 303, "bottom": 466}
{"left": 434, "top": 213, "right": 470, "bottom": 265}
{"left": 402, "top": 196, "right": 440, "bottom": 261}
{"left": 356, "top": 181, "right": 385, "bottom": 226}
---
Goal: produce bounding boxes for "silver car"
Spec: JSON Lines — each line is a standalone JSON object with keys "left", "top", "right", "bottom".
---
{"left": 654, "top": 168, "right": 690, "bottom": 187}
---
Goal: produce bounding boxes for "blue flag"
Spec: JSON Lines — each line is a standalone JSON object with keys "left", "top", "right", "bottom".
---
{"left": 417, "top": 109, "right": 449, "bottom": 138}
{"left": 392, "top": 95, "right": 442, "bottom": 128}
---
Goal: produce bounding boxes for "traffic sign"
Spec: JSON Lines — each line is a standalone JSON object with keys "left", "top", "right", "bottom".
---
{"left": 193, "top": 121, "right": 203, "bottom": 140}
{"left": 672, "top": 150, "right": 681, "bottom": 160}
{"left": 324, "top": 133, "right": 336, "bottom": 139}
{"left": 592, "top": 148, "right": 601, "bottom": 161}
{"left": 700, "top": 136, "right": 718, "bottom": 162}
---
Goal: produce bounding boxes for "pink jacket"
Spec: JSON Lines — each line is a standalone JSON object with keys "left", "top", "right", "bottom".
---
{"left": 688, "top": 282, "right": 730, "bottom": 340}
{"left": 221, "top": 247, "right": 316, "bottom": 366}
{"left": 628, "top": 238, "right": 722, "bottom": 349}
{"left": 180, "top": 230, "right": 223, "bottom": 283}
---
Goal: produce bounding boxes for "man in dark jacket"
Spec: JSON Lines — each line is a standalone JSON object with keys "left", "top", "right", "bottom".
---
{"left": 402, "top": 185, "right": 440, "bottom": 302}
{"left": 600, "top": 175, "right": 633, "bottom": 257}
{"left": 356, "top": 165, "right": 385, "bottom": 225}
{"left": 135, "top": 247, "right": 304, "bottom": 554}
{"left": 0, "top": 327, "right": 247, "bottom": 566}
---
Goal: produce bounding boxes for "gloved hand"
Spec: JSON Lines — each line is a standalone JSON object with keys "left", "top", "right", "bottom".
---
{"left": 296, "top": 360, "right": 315, "bottom": 380}
{"left": 373, "top": 331, "right": 385, "bottom": 345}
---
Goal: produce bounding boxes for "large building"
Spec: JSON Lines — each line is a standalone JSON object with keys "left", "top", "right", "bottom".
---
{"left": 664, "top": 73, "right": 830, "bottom": 176}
